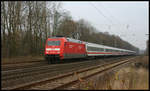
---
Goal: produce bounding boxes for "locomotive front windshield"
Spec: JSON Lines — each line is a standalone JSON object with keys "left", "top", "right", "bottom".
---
{"left": 47, "top": 41, "right": 60, "bottom": 46}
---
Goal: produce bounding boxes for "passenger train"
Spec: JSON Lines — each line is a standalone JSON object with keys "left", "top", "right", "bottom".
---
{"left": 45, "top": 37, "right": 136, "bottom": 63}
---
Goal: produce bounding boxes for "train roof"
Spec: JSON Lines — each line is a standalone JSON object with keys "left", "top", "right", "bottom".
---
{"left": 66, "top": 38, "right": 83, "bottom": 44}
{"left": 86, "top": 42, "right": 135, "bottom": 53}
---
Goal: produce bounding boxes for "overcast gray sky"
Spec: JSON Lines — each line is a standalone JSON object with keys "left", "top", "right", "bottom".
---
{"left": 60, "top": 1, "right": 149, "bottom": 50}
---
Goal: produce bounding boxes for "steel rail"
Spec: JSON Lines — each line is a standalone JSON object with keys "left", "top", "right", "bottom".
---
{"left": 2, "top": 57, "right": 123, "bottom": 82}
{"left": 52, "top": 57, "right": 138, "bottom": 90}
{"left": 2, "top": 57, "right": 122, "bottom": 77}
{"left": 2, "top": 59, "right": 44, "bottom": 65}
{"left": 2, "top": 57, "right": 137, "bottom": 90}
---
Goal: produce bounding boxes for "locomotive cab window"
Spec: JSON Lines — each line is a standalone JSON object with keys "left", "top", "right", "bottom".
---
{"left": 47, "top": 41, "right": 60, "bottom": 46}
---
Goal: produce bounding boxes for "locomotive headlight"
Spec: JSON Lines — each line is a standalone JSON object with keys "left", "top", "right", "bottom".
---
{"left": 54, "top": 48, "right": 60, "bottom": 51}
{"left": 46, "top": 48, "right": 51, "bottom": 51}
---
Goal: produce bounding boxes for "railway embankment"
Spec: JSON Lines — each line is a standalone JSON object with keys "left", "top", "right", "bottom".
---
{"left": 2, "top": 56, "right": 146, "bottom": 90}
{"left": 67, "top": 56, "right": 149, "bottom": 90}
{"left": 2, "top": 56, "right": 132, "bottom": 90}
{"left": 2, "top": 56, "right": 44, "bottom": 65}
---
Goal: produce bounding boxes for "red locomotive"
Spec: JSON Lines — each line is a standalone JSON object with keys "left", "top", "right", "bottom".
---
{"left": 45, "top": 37, "right": 136, "bottom": 63}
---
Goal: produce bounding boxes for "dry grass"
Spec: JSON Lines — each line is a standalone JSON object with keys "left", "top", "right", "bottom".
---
{"left": 135, "top": 56, "right": 149, "bottom": 69}
{"left": 111, "top": 67, "right": 149, "bottom": 90}
{"left": 74, "top": 56, "right": 149, "bottom": 90}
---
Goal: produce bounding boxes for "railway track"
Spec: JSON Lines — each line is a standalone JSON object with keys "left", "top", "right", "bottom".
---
{"left": 2, "top": 57, "right": 123, "bottom": 81}
{"left": 2, "top": 56, "right": 138, "bottom": 90}
{"left": 2, "top": 59, "right": 46, "bottom": 71}
{"left": 2, "top": 59, "right": 44, "bottom": 65}
{"left": 52, "top": 57, "right": 138, "bottom": 90}
{"left": 2, "top": 60, "right": 47, "bottom": 71}
{"left": 2, "top": 57, "right": 121, "bottom": 84}
{"left": 28, "top": 57, "right": 138, "bottom": 90}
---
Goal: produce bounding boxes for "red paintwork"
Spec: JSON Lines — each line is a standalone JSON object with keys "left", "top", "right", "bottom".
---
{"left": 45, "top": 37, "right": 86, "bottom": 60}
{"left": 45, "top": 37, "right": 67, "bottom": 59}
{"left": 64, "top": 42, "right": 86, "bottom": 55}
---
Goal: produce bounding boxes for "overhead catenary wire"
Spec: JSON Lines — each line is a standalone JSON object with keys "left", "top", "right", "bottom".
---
{"left": 89, "top": 3, "right": 130, "bottom": 31}
{"left": 89, "top": 3, "right": 114, "bottom": 25}
{"left": 68, "top": 2, "right": 115, "bottom": 38}
{"left": 99, "top": 3, "right": 122, "bottom": 25}
{"left": 100, "top": 3, "right": 130, "bottom": 30}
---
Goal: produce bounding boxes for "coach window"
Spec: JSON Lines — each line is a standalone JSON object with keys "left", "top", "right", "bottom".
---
{"left": 100, "top": 48, "right": 104, "bottom": 51}
{"left": 106, "top": 49, "right": 109, "bottom": 52}
{"left": 106, "top": 49, "right": 108, "bottom": 52}
{"left": 87, "top": 46, "right": 89, "bottom": 51}
{"left": 107, "top": 49, "right": 109, "bottom": 52}
{"left": 110, "top": 49, "right": 112, "bottom": 52}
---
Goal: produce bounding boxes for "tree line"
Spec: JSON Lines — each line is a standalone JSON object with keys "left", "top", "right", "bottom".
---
{"left": 1, "top": 1, "right": 139, "bottom": 58}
